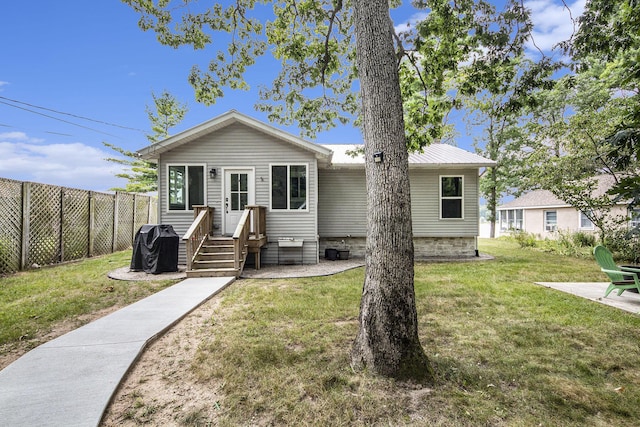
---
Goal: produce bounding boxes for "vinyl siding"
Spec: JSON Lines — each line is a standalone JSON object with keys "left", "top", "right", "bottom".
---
{"left": 158, "top": 122, "right": 319, "bottom": 265}
{"left": 317, "top": 169, "right": 367, "bottom": 237}
{"left": 318, "top": 167, "right": 480, "bottom": 238}
{"left": 411, "top": 168, "right": 480, "bottom": 236}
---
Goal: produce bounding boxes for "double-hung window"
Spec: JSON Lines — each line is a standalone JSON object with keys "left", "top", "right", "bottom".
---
{"left": 579, "top": 211, "right": 594, "bottom": 230}
{"left": 440, "top": 176, "right": 463, "bottom": 219}
{"left": 629, "top": 208, "right": 640, "bottom": 229}
{"left": 167, "top": 164, "right": 205, "bottom": 211}
{"left": 544, "top": 210, "right": 557, "bottom": 232}
{"left": 271, "top": 164, "right": 308, "bottom": 211}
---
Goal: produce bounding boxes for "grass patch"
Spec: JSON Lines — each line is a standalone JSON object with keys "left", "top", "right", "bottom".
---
{"left": 192, "top": 238, "right": 640, "bottom": 426}
{"left": 0, "top": 251, "right": 177, "bottom": 356}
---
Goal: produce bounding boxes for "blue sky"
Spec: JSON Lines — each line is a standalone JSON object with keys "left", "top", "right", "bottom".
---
{"left": 0, "top": 0, "right": 583, "bottom": 192}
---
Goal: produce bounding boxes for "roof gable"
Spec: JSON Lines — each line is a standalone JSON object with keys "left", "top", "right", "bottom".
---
{"left": 137, "top": 110, "right": 333, "bottom": 162}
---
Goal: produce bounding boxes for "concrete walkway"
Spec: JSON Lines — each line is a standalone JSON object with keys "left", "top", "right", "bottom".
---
{"left": 536, "top": 282, "right": 640, "bottom": 314}
{"left": 0, "top": 277, "right": 235, "bottom": 427}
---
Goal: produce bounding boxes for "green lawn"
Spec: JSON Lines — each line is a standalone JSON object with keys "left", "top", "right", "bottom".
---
{"left": 3, "top": 240, "right": 640, "bottom": 426}
{"left": 0, "top": 251, "right": 177, "bottom": 359}
{"left": 189, "top": 238, "right": 640, "bottom": 426}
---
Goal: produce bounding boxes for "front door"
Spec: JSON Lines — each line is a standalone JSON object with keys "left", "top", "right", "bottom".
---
{"left": 224, "top": 169, "right": 254, "bottom": 235}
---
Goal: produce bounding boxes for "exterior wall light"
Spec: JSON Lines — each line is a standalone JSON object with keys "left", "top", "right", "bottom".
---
{"left": 373, "top": 152, "right": 384, "bottom": 163}
{"left": 209, "top": 168, "right": 217, "bottom": 179}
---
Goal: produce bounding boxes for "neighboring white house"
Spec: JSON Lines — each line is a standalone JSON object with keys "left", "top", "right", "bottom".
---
{"left": 496, "top": 175, "right": 634, "bottom": 238}
{"left": 137, "top": 110, "right": 495, "bottom": 265}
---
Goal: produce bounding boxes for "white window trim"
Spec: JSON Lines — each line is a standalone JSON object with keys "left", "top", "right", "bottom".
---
{"left": 629, "top": 208, "right": 640, "bottom": 228}
{"left": 165, "top": 163, "right": 207, "bottom": 213}
{"left": 439, "top": 175, "right": 464, "bottom": 220}
{"left": 269, "top": 163, "right": 310, "bottom": 212}
{"left": 578, "top": 211, "right": 595, "bottom": 230}
{"left": 544, "top": 210, "right": 557, "bottom": 232}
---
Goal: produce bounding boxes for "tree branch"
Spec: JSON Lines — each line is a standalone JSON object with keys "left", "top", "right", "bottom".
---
{"left": 320, "top": 0, "right": 343, "bottom": 86}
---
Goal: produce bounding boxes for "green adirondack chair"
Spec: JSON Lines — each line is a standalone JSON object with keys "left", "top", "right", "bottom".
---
{"left": 593, "top": 245, "right": 640, "bottom": 297}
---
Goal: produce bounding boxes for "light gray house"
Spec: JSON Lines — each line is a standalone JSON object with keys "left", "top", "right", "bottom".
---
{"left": 137, "top": 110, "right": 495, "bottom": 277}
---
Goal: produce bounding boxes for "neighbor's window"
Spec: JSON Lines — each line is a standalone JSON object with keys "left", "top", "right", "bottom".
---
{"left": 168, "top": 164, "right": 205, "bottom": 211}
{"left": 544, "top": 210, "right": 557, "bottom": 231}
{"left": 629, "top": 208, "right": 640, "bottom": 229}
{"left": 271, "top": 164, "right": 308, "bottom": 210}
{"left": 500, "top": 209, "right": 524, "bottom": 231}
{"left": 440, "top": 176, "right": 463, "bottom": 219}
{"left": 579, "top": 211, "right": 594, "bottom": 230}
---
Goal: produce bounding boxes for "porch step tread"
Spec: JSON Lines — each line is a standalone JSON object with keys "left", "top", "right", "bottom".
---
{"left": 197, "top": 252, "right": 235, "bottom": 257}
{"left": 194, "top": 260, "right": 237, "bottom": 266}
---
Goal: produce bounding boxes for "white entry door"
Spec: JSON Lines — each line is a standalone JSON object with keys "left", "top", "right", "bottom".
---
{"left": 224, "top": 169, "right": 255, "bottom": 235}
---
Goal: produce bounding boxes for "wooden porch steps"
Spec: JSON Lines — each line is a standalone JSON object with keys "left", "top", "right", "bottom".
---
{"left": 184, "top": 205, "right": 267, "bottom": 279}
{"left": 187, "top": 237, "right": 246, "bottom": 278}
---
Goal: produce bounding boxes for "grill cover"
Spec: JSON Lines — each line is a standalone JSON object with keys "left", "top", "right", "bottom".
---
{"left": 130, "top": 224, "right": 179, "bottom": 274}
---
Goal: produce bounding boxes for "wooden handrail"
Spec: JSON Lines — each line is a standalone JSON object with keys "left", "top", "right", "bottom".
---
{"left": 182, "top": 206, "right": 213, "bottom": 271}
{"left": 182, "top": 205, "right": 263, "bottom": 275}
{"left": 232, "top": 209, "right": 251, "bottom": 271}
{"left": 246, "top": 205, "right": 266, "bottom": 237}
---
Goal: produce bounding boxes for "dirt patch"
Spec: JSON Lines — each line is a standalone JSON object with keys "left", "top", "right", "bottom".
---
{"left": 100, "top": 297, "right": 223, "bottom": 426}
{"left": 108, "top": 266, "right": 187, "bottom": 281}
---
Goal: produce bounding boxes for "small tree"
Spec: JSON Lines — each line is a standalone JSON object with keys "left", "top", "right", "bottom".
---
{"left": 525, "top": 62, "right": 635, "bottom": 243}
{"left": 105, "top": 90, "right": 188, "bottom": 193}
{"left": 571, "top": 0, "right": 640, "bottom": 209}
{"left": 145, "top": 90, "right": 190, "bottom": 143}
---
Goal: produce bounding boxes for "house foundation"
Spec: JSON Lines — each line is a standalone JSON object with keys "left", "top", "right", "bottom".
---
{"left": 319, "top": 236, "right": 477, "bottom": 260}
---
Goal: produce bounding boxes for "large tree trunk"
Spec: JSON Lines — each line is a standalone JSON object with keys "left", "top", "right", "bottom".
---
{"left": 350, "top": 0, "right": 433, "bottom": 381}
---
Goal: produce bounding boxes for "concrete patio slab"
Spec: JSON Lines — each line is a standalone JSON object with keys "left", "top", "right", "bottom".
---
{"left": 0, "top": 276, "right": 235, "bottom": 427}
{"left": 536, "top": 282, "right": 640, "bottom": 314}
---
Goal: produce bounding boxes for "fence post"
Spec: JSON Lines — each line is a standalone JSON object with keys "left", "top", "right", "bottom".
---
{"left": 132, "top": 193, "right": 138, "bottom": 244}
{"left": 113, "top": 192, "right": 119, "bottom": 253}
{"left": 59, "top": 188, "right": 65, "bottom": 262}
{"left": 88, "top": 191, "right": 95, "bottom": 257}
{"left": 147, "top": 195, "right": 152, "bottom": 224}
{"left": 20, "top": 182, "right": 31, "bottom": 270}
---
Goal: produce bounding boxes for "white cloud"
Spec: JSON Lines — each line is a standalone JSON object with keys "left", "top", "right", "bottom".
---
{"left": 394, "top": 12, "right": 429, "bottom": 35}
{"left": 0, "top": 131, "right": 44, "bottom": 143}
{"left": 0, "top": 81, "right": 8, "bottom": 91}
{"left": 525, "top": 0, "right": 586, "bottom": 52}
{"left": 0, "top": 136, "right": 129, "bottom": 192}
{"left": 394, "top": 1, "right": 585, "bottom": 57}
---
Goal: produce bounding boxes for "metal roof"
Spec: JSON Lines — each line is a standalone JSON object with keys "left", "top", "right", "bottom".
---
{"left": 322, "top": 143, "right": 496, "bottom": 168}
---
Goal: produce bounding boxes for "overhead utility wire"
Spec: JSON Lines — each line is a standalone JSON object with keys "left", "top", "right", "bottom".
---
{"left": 0, "top": 95, "right": 147, "bottom": 133}
{"left": 0, "top": 100, "right": 121, "bottom": 138}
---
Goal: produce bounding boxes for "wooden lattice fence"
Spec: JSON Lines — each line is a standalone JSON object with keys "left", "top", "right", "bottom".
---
{"left": 0, "top": 177, "right": 157, "bottom": 275}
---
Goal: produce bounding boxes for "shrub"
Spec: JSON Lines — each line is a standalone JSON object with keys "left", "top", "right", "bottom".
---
{"left": 603, "top": 226, "right": 640, "bottom": 264}
{"left": 512, "top": 230, "right": 537, "bottom": 248}
{"left": 572, "top": 231, "right": 597, "bottom": 248}
{"left": 512, "top": 230, "right": 594, "bottom": 258}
